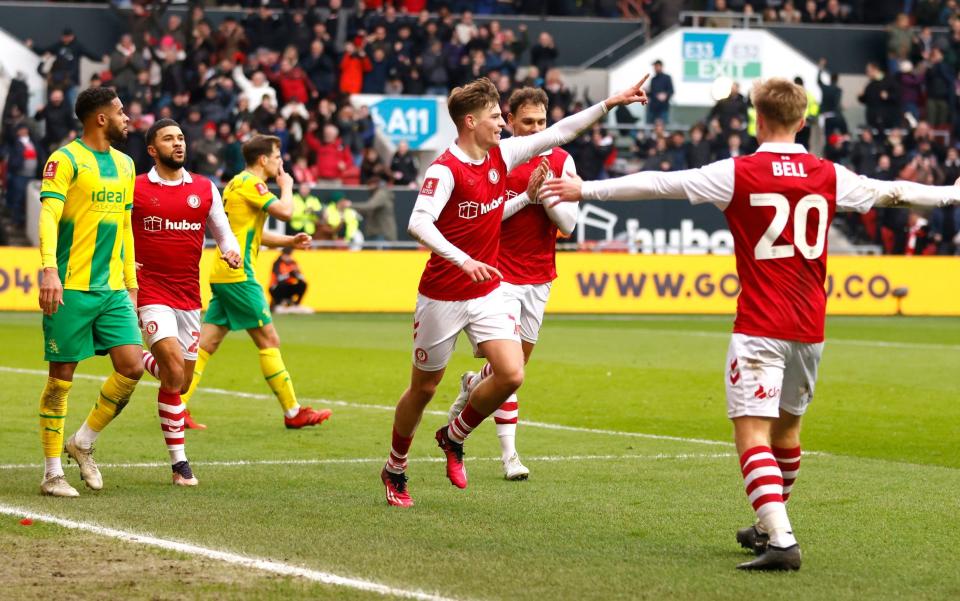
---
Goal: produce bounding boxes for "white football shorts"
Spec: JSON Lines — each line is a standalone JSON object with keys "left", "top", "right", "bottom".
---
{"left": 725, "top": 333, "right": 824, "bottom": 419}
{"left": 499, "top": 281, "right": 552, "bottom": 344}
{"left": 412, "top": 288, "right": 520, "bottom": 372}
{"left": 138, "top": 304, "right": 202, "bottom": 360}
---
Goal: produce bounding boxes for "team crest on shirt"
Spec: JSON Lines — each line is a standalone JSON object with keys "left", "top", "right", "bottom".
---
{"left": 487, "top": 169, "right": 500, "bottom": 184}
{"left": 143, "top": 216, "right": 162, "bottom": 232}
{"left": 255, "top": 183, "right": 269, "bottom": 196}
{"left": 187, "top": 194, "right": 201, "bottom": 208}
{"left": 43, "top": 161, "right": 58, "bottom": 179}
{"left": 144, "top": 321, "right": 158, "bottom": 335}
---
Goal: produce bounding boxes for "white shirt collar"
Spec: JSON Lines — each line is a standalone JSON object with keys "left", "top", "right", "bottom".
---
{"left": 449, "top": 141, "right": 486, "bottom": 166}
{"left": 756, "top": 142, "right": 808, "bottom": 154}
{"left": 147, "top": 166, "right": 193, "bottom": 185}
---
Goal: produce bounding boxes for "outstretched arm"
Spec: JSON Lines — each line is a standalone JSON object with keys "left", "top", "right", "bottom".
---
{"left": 499, "top": 75, "right": 649, "bottom": 172}
{"left": 541, "top": 159, "right": 736, "bottom": 210}
{"left": 835, "top": 164, "right": 960, "bottom": 212}
{"left": 543, "top": 154, "right": 580, "bottom": 235}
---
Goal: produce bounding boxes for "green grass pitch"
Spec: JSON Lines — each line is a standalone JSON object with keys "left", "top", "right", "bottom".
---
{"left": 0, "top": 311, "right": 957, "bottom": 600}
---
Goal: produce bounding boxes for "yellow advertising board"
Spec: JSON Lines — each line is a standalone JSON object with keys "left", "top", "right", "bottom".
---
{"left": 1, "top": 247, "right": 958, "bottom": 316}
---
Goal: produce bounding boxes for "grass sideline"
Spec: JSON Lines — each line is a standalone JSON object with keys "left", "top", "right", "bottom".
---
{"left": 0, "top": 312, "right": 957, "bottom": 600}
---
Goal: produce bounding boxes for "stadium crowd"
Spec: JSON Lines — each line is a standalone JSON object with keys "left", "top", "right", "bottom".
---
{"left": 1, "top": 1, "right": 959, "bottom": 253}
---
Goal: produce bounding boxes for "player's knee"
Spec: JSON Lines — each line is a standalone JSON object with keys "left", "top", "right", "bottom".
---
{"left": 203, "top": 339, "right": 221, "bottom": 354}
{"left": 496, "top": 365, "right": 525, "bottom": 391}
{"left": 160, "top": 363, "right": 185, "bottom": 391}
{"left": 118, "top": 362, "right": 144, "bottom": 381}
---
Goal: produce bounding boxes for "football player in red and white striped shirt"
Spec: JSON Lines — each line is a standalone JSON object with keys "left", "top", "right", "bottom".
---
{"left": 133, "top": 119, "right": 241, "bottom": 486}
{"left": 541, "top": 78, "right": 960, "bottom": 571}
{"left": 381, "top": 77, "right": 648, "bottom": 507}
{"left": 447, "top": 87, "right": 580, "bottom": 481}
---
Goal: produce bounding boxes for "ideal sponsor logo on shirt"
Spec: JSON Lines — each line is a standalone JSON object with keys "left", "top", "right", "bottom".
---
{"left": 90, "top": 188, "right": 126, "bottom": 203}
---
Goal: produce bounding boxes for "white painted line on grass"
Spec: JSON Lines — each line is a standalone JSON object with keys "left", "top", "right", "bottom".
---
{"left": 0, "top": 504, "right": 459, "bottom": 601}
{"left": 0, "top": 452, "right": 736, "bottom": 471}
{"left": 0, "top": 366, "right": 734, "bottom": 447}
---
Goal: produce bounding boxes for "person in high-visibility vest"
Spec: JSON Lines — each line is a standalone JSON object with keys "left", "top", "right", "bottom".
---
{"left": 319, "top": 195, "right": 362, "bottom": 243}
{"left": 793, "top": 76, "right": 820, "bottom": 149}
{"left": 288, "top": 182, "right": 322, "bottom": 236}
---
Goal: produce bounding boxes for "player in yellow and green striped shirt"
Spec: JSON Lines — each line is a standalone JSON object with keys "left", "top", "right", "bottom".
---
{"left": 179, "top": 134, "right": 332, "bottom": 430}
{"left": 36, "top": 87, "right": 144, "bottom": 498}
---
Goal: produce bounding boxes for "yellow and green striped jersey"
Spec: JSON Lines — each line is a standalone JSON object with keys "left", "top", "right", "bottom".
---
{"left": 209, "top": 170, "right": 277, "bottom": 284}
{"left": 39, "top": 139, "right": 136, "bottom": 291}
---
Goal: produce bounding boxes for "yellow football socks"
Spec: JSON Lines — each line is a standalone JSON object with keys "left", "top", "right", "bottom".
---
{"left": 181, "top": 347, "right": 210, "bottom": 406}
{"left": 39, "top": 377, "right": 71, "bottom": 459}
{"left": 84, "top": 372, "right": 138, "bottom": 432}
{"left": 259, "top": 347, "right": 299, "bottom": 415}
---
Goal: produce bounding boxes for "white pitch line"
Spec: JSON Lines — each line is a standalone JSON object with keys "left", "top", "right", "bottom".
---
{"left": 0, "top": 504, "right": 459, "bottom": 601}
{"left": 0, "top": 366, "right": 733, "bottom": 447}
{"left": 0, "top": 452, "right": 736, "bottom": 471}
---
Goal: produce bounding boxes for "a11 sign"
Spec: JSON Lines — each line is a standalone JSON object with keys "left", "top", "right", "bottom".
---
{"left": 369, "top": 97, "right": 438, "bottom": 149}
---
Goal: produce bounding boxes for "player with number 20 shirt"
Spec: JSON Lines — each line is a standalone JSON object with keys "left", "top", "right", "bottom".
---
{"left": 540, "top": 78, "right": 960, "bottom": 572}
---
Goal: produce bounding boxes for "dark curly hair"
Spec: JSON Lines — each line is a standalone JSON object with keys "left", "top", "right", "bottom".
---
{"left": 74, "top": 87, "right": 119, "bottom": 123}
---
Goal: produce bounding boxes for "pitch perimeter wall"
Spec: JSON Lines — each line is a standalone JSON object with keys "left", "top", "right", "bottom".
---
{"left": 1, "top": 247, "right": 958, "bottom": 316}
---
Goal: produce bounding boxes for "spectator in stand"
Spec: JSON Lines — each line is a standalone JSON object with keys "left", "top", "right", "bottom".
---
{"left": 252, "top": 94, "right": 278, "bottom": 134}
{"left": 390, "top": 140, "right": 419, "bottom": 186}
{"left": 35, "top": 88, "right": 77, "bottom": 154}
{"left": 859, "top": 62, "right": 901, "bottom": 131}
{"left": 351, "top": 174, "right": 398, "bottom": 243}
{"left": 269, "top": 57, "right": 317, "bottom": 105}
{"left": 2, "top": 124, "right": 42, "bottom": 230}
{"left": 419, "top": 39, "right": 450, "bottom": 95}
{"left": 232, "top": 64, "right": 277, "bottom": 111}
{"left": 530, "top": 32, "right": 558, "bottom": 76}
{"left": 824, "top": 132, "right": 851, "bottom": 164}
{"left": 569, "top": 125, "right": 614, "bottom": 181}
{"left": 897, "top": 60, "right": 925, "bottom": 121}
{"left": 817, "top": 58, "right": 847, "bottom": 136}
{"left": 302, "top": 39, "right": 338, "bottom": 98}
{"left": 191, "top": 122, "right": 224, "bottom": 185}
{"left": 820, "top": 0, "right": 849, "bottom": 23}
{"left": 292, "top": 156, "right": 317, "bottom": 185}
{"left": 360, "top": 147, "right": 388, "bottom": 183}
{"left": 925, "top": 48, "right": 955, "bottom": 127}
{"left": 887, "top": 13, "right": 913, "bottom": 74}
{"left": 109, "top": 34, "right": 146, "bottom": 102}
{"left": 708, "top": 81, "right": 749, "bottom": 134}
{"left": 850, "top": 128, "right": 883, "bottom": 175}
{"left": 34, "top": 28, "right": 102, "bottom": 106}
{"left": 306, "top": 123, "right": 358, "bottom": 184}
{"left": 647, "top": 60, "right": 674, "bottom": 125}
{"left": 707, "top": 0, "right": 737, "bottom": 27}
{"left": 317, "top": 196, "right": 362, "bottom": 244}
{"left": 198, "top": 84, "right": 232, "bottom": 125}
{"left": 340, "top": 41, "right": 373, "bottom": 95}
{"left": 684, "top": 124, "right": 712, "bottom": 168}
{"left": 779, "top": 1, "right": 803, "bottom": 23}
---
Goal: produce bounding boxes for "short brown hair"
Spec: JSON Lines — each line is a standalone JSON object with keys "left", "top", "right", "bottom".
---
{"left": 751, "top": 78, "right": 807, "bottom": 130}
{"left": 242, "top": 134, "right": 281, "bottom": 166}
{"left": 507, "top": 87, "right": 548, "bottom": 117}
{"left": 448, "top": 78, "right": 500, "bottom": 127}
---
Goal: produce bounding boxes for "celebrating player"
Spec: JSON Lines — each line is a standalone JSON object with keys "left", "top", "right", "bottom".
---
{"left": 540, "top": 77, "right": 960, "bottom": 570}
{"left": 134, "top": 118, "right": 241, "bottom": 486}
{"left": 36, "top": 87, "right": 142, "bottom": 497}
{"left": 179, "top": 134, "right": 332, "bottom": 429}
{"left": 381, "top": 76, "right": 648, "bottom": 507}
{"left": 447, "top": 87, "right": 581, "bottom": 481}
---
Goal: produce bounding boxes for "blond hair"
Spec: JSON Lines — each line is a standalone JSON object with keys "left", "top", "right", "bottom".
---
{"left": 447, "top": 78, "right": 500, "bottom": 127}
{"left": 751, "top": 78, "right": 807, "bottom": 130}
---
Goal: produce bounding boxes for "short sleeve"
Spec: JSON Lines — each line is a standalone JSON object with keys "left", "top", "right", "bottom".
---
{"left": 40, "top": 150, "right": 76, "bottom": 203}
{"left": 244, "top": 179, "right": 278, "bottom": 212}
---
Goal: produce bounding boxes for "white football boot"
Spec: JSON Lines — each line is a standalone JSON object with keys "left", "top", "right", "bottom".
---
{"left": 448, "top": 371, "right": 477, "bottom": 423}
{"left": 40, "top": 474, "right": 79, "bottom": 497}
{"left": 503, "top": 453, "right": 530, "bottom": 481}
{"left": 64, "top": 435, "right": 103, "bottom": 490}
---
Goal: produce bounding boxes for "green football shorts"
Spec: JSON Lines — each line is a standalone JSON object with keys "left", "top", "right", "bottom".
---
{"left": 205, "top": 280, "right": 273, "bottom": 331}
{"left": 42, "top": 289, "right": 141, "bottom": 362}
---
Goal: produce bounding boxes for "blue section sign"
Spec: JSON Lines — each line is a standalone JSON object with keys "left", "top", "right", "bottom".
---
{"left": 368, "top": 97, "right": 438, "bottom": 149}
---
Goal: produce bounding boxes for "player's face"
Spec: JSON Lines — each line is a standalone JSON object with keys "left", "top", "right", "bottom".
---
{"left": 509, "top": 103, "right": 547, "bottom": 137}
{"left": 473, "top": 102, "right": 506, "bottom": 150}
{"left": 151, "top": 125, "right": 186, "bottom": 170}
{"left": 264, "top": 146, "right": 283, "bottom": 178}
{"left": 105, "top": 98, "right": 130, "bottom": 145}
